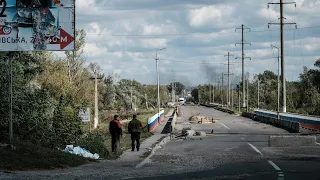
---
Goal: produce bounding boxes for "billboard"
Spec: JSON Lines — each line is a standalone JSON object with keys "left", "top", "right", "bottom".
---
{"left": 0, "top": 0, "right": 75, "bottom": 51}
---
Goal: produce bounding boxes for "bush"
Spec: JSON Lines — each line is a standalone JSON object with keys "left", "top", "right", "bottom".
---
{"left": 75, "top": 132, "right": 108, "bottom": 158}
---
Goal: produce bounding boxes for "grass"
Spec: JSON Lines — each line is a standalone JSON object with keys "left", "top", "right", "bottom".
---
{"left": 100, "top": 109, "right": 166, "bottom": 159}
{"left": 0, "top": 142, "right": 95, "bottom": 171}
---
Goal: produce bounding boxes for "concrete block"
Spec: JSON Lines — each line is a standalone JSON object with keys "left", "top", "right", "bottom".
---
{"left": 186, "top": 130, "right": 196, "bottom": 137}
{"left": 268, "top": 135, "right": 316, "bottom": 147}
{"left": 195, "top": 131, "right": 206, "bottom": 136}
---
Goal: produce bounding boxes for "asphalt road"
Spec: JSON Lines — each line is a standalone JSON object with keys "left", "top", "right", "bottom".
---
{"left": 134, "top": 106, "right": 320, "bottom": 180}
{"left": 1, "top": 106, "right": 319, "bottom": 180}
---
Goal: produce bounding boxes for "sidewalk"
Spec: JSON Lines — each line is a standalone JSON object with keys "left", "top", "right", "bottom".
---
{"left": 118, "top": 109, "right": 174, "bottom": 163}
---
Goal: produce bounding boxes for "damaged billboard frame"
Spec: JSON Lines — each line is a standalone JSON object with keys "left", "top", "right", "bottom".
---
{"left": 0, "top": 0, "right": 75, "bottom": 51}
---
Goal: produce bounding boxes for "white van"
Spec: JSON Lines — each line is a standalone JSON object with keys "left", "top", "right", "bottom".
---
{"left": 178, "top": 98, "right": 185, "bottom": 105}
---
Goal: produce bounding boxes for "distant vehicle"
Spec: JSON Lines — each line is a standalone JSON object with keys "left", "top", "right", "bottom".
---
{"left": 178, "top": 97, "right": 186, "bottom": 105}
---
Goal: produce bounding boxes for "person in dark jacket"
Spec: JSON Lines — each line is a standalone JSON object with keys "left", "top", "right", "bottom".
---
{"left": 128, "top": 115, "right": 142, "bottom": 151}
{"left": 109, "top": 114, "right": 122, "bottom": 153}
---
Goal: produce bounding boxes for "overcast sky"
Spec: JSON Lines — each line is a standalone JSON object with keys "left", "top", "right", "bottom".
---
{"left": 61, "top": 0, "right": 320, "bottom": 86}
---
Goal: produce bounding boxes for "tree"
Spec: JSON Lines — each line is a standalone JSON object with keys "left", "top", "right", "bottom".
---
{"left": 167, "top": 82, "right": 185, "bottom": 95}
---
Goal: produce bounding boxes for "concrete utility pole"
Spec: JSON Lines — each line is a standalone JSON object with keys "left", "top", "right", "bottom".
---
{"left": 209, "top": 84, "right": 211, "bottom": 104}
{"left": 155, "top": 48, "right": 165, "bottom": 121}
{"left": 272, "top": 45, "right": 281, "bottom": 117}
{"left": 94, "top": 72, "right": 98, "bottom": 129}
{"left": 246, "top": 74, "right": 249, "bottom": 112}
{"left": 257, "top": 77, "right": 260, "bottom": 109}
{"left": 231, "top": 74, "right": 234, "bottom": 110}
{"left": 221, "top": 73, "right": 224, "bottom": 106}
{"left": 236, "top": 24, "right": 251, "bottom": 108}
{"left": 268, "top": 0, "right": 297, "bottom": 113}
{"left": 212, "top": 83, "right": 215, "bottom": 103}
{"left": 145, "top": 93, "right": 148, "bottom": 109}
{"left": 224, "top": 52, "right": 234, "bottom": 108}
{"left": 130, "top": 80, "right": 133, "bottom": 110}
{"left": 238, "top": 84, "right": 241, "bottom": 112}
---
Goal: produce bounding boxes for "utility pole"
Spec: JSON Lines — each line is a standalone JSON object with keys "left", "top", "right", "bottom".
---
{"left": 130, "top": 80, "right": 133, "bottom": 110}
{"left": 224, "top": 52, "right": 234, "bottom": 108}
{"left": 231, "top": 74, "right": 234, "bottom": 110}
{"left": 238, "top": 84, "right": 240, "bottom": 112}
{"left": 268, "top": 0, "right": 297, "bottom": 113}
{"left": 145, "top": 93, "right": 148, "bottom": 109}
{"left": 257, "top": 78, "right": 260, "bottom": 109}
{"left": 221, "top": 73, "right": 224, "bottom": 105}
{"left": 155, "top": 48, "right": 165, "bottom": 122}
{"left": 94, "top": 71, "right": 98, "bottom": 129}
{"left": 246, "top": 74, "right": 249, "bottom": 112}
{"left": 209, "top": 84, "right": 211, "bottom": 104}
{"left": 212, "top": 83, "right": 215, "bottom": 103}
{"left": 236, "top": 24, "right": 251, "bottom": 109}
{"left": 272, "top": 45, "right": 281, "bottom": 118}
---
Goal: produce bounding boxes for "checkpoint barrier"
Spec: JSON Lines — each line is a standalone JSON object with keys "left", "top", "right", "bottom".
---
{"left": 148, "top": 110, "right": 165, "bottom": 132}
{"left": 241, "top": 112, "right": 300, "bottom": 133}
{"left": 254, "top": 109, "right": 320, "bottom": 131}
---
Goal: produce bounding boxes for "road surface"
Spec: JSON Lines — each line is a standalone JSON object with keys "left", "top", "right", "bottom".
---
{"left": 134, "top": 106, "right": 320, "bottom": 180}
{"left": 0, "top": 106, "right": 319, "bottom": 180}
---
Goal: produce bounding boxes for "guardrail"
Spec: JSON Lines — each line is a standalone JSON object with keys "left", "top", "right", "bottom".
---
{"left": 254, "top": 109, "right": 320, "bottom": 131}
{"left": 148, "top": 110, "right": 165, "bottom": 132}
{"left": 242, "top": 112, "right": 300, "bottom": 133}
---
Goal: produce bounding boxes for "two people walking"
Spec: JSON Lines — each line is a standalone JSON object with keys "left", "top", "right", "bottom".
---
{"left": 109, "top": 114, "right": 142, "bottom": 153}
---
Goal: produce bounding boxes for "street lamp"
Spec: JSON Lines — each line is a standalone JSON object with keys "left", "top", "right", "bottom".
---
{"left": 155, "top": 48, "right": 166, "bottom": 123}
{"left": 271, "top": 45, "right": 280, "bottom": 119}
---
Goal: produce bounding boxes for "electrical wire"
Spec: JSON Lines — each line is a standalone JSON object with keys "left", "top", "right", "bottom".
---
{"left": 85, "top": 25, "right": 320, "bottom": 36}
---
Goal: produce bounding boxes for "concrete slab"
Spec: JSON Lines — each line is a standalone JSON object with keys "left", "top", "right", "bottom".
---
{"left": 268, "top": 135, "right": 317, "bottom": 147}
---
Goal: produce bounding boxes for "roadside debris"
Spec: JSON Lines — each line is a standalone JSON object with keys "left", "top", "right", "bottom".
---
{"left": 61, "top": 145, "right": 100, "bottom": 159}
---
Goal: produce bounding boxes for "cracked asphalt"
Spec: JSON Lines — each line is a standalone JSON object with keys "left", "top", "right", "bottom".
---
{"left": 1, "top": 106, "right": 319, "bottom": 180}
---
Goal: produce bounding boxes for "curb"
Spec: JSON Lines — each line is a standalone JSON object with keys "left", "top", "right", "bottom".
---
{"left": 135, "top": 134, "right": 171, "bottom": 169}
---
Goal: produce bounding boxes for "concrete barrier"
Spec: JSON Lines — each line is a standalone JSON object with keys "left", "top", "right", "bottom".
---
{"left": 148, "top": 110, "right": 165, "bottom": 132}
{"left": 268, "top": 135, "right": 317, "bottom": 147}
{"left": 254, "top": 109, "right": 320, "bottom": 131}
{"left": 170, "top": 110, "right": 177, "bottom": 133}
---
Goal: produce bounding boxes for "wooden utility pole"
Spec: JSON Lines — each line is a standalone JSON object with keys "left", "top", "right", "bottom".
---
{"left": 235, "top": 24, "right": 251, "bottom": 108}
{"left": 268, "top": 0, "right": 297, "bottom": 112}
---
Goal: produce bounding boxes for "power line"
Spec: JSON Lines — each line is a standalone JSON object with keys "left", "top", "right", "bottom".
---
{"left": 84, "top": 25, "right": 320, "bottom": 36}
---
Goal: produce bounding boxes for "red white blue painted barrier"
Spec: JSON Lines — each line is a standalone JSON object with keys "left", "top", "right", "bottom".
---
{"left": 148, "top": 110, "right": 165, "bottom": 132}
{"left": 254, "top": 109, "right": 320, "bottom": 130}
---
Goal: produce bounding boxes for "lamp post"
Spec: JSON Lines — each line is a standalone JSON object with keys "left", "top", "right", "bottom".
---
{"left": 155, "top": 48, "right": 166, "bottom": 123}
{"left": 271, "top": 45, "right": 280, "bottom": 119}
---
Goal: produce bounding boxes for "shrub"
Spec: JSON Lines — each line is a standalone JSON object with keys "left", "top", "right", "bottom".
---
{"left": 75, "top": 132, "right": 108, "bottom": 158}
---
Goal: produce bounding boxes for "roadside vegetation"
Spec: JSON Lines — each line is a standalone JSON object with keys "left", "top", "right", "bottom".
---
{"left": 0, "top": 28, "right": 178, "bottom": 170}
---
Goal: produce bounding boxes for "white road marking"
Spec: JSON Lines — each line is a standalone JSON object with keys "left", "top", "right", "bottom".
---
{"left": 248, "top": 143, "right": 263, "bottom": 157}
{"left": 316, "top": 142, "right": 320, "bottom": 146}
{"left": 216, "top": 120, "right": 231, "bottom": 130}
{"left": 268, "top": 160, "right": 281, "bottom": 171}
{"left": 241, "top": 137, "right": 244, "bottom": 140}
